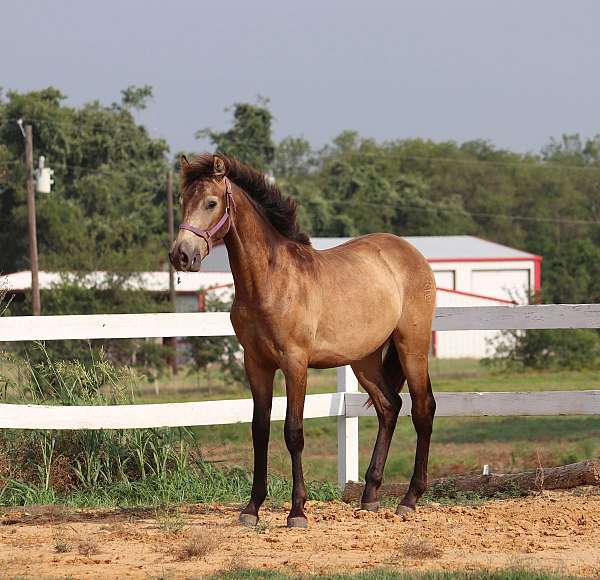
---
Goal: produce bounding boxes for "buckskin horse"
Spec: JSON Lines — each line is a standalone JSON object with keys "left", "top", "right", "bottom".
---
{"left": 169, "top": 154, "right": 436, "bottom": 528}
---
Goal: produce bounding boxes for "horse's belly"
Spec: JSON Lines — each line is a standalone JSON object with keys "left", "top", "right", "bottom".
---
{"left": 310, "top": 310, "right": 397, "bottom": 367}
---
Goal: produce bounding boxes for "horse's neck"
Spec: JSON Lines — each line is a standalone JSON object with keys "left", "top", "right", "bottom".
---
{"left": 224, "top": 188, "right": 280, "bottom": 301}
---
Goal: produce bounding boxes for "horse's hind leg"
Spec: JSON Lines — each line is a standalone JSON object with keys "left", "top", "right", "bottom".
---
{"left": 351, "top": 344, "right": 404, "bottom": 511}
{"left": 393, "top": 330, "right": 436, "bottom": 514}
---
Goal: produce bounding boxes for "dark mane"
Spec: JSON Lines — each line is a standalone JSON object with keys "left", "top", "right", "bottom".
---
{"left": 182, "top": 153, "right": 311, "bottom": 245}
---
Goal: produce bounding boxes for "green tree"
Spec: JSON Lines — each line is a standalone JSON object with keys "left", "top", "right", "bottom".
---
{"left": 273, "top": 136, "right": 315, "bottom": 178}
{"left": 0, "top": 86, "right": 169, "bottom": 273}
{"left": 120, "top": 85, "right": 153, "bottom": 110}
{"left": 196, "top": 98, "right": 275, "bottom": 171}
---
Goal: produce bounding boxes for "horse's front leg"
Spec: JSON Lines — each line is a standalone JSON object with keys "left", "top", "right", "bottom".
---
{"left": 282, "top": 358, "right": 308, "bottom": 528}
{"left": 239, "top": 354, "right": 275, "bottom": 526}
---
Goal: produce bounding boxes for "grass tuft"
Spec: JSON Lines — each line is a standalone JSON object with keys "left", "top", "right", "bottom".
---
{"left": 176, "top": 530, "right": 218, "bottom": 561}
{"left": 398, "top": 537, "right": 443, "bottom": 560}
{"left": 52, "top": 529, "right": 73, "bottom": 554}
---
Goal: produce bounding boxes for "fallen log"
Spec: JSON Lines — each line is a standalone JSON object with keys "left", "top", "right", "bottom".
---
{"left": 342, "top": 459, "right": 600, "bottom": 503}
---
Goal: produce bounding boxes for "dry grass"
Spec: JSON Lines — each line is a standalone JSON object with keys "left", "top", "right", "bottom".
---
{"left": 77, "top": 537, "right": 100, "bottom": 557}
{"left": 176, "top": 530, "right": 218, "bottom": 561}
{"left": 398, "top": 536, "right": 443, "bottom": 560}
{"left": 52, "top": 528, "right": 73, "bottom": 554}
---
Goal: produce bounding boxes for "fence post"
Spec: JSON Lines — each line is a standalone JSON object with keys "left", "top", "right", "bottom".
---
{"left": 337, "top": 365, "right": 359, "bottom": 487}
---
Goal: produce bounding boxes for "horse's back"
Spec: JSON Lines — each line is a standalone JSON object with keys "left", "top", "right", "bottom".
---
{"left": 317, "top": 233, "right": 434, "bottom": 295}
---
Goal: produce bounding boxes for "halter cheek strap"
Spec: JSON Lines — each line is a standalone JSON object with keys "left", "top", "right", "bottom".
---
{"left": 178, "top": 177, "right": 235, "bottom": 255}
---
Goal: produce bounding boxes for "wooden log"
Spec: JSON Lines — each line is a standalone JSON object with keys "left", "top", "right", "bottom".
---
{"left": 341, "top": 459, "right": 600, "bottom": 502}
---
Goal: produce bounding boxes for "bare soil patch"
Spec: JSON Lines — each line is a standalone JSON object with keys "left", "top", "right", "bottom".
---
{"left": 1, "top": 489, "right": 599, "bottom": 578}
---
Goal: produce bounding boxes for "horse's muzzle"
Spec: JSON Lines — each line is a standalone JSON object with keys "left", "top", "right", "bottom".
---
{"left": 169, "top": 241, "right": 203, "bottom": 272}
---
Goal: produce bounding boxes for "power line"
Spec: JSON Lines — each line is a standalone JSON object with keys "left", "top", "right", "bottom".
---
{"left": 0, "top": 159, "right": 167, "bottom": 173}
{"left": 321, "top": 151, "right": 600, "bottom": 173}
{"left": 2, "top": 117, "right": 600, "bottom": 173}
{"left": 334, "top": 198, "right": 599, "bottom": 226}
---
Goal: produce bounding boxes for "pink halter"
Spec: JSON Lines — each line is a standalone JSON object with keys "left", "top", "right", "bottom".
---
{"left": 178, "top": 177, "right": 235, "bottom": 254}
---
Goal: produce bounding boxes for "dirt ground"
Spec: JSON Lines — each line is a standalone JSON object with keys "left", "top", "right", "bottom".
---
{"left": 1, "top": 489, "right": 600, "bottom": 579}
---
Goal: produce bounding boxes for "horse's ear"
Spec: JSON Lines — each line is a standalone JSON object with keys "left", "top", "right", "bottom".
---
{"left": 213, "top": 155, "right": 227, "bottom": 180}
{"left": 180, "top": 155, "right": 190, "bottom": 170}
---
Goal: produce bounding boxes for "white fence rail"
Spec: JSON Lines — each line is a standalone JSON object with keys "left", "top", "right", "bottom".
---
{"left": 1, "top": 304, "right": 599, "bottom": 486}
{"left": 3, "top": 304, "right": 600, "bottom": 342}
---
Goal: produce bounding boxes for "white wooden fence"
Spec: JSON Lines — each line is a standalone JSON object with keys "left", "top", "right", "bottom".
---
{"left": 1, "top": 304, "right": 600, "bottom": 487}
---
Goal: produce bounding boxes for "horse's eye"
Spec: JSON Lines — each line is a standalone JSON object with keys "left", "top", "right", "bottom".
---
{"left": 207, "top": 200, "right": 217, "bottom": 210}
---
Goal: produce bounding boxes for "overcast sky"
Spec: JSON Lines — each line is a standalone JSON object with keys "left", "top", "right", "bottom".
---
{"left": 2, "top": 0, "right": 599, "bottom": 156}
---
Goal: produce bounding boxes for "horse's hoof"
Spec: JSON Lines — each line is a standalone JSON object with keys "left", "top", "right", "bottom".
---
{"left": 360, "top": 501, "right": 380, "bottom": 512}
{"left": 239, "top": 513, "right": 258, "bottom": 527}
{"left": 287, "top": 516, "right": 308, "bottom": 529}
{"left": 395, "top": 504, "right": 416, "bottom": 518}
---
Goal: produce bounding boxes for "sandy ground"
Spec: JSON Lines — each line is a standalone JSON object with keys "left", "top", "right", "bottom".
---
{"left": 1, "top": 489, "right": 600, "bottom": 579}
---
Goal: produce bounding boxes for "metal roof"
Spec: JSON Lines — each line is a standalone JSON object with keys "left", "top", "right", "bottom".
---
{"left": 200, "top": 235, "right": 540, "bottom": 272}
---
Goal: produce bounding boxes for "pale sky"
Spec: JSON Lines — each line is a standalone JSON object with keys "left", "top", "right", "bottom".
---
{"left": 2, "top": 0, "right": 599, "bottom": 156}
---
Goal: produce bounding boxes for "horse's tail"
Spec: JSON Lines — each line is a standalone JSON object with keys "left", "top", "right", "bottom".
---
{"left": 365, "top": 338, "right": 406, "bottom": 407}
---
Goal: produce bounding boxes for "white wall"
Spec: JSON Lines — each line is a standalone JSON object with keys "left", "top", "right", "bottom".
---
{"left": 433, "top": 270, "right": 455, "bottom": 289}
{"left": 471, "top": 268, "right": 530, "bottom": 302}
{"left": 434, "top": 289, "right": 508, "bottom": 359}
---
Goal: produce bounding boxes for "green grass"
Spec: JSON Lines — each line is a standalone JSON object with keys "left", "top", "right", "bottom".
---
{"left": 0, "top": 461, "right": 340, "bottom": 508}
{"left": 186, "top": 413, "right": 600, "bottom": 483}
{"left": 211, "top": 568, "right": 581, "bottom": 580}
{"left": 134, "top": 358, "right": 600, "bottom": 403}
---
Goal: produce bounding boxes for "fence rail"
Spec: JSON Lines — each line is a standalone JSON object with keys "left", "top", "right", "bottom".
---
{"left": 1, "top": 304, "right": 599, "bottom": 486}
{"left": 3, "top": 304, "right": 600, "bottom": 342}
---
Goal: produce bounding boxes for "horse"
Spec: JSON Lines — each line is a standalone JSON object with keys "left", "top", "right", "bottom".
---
{"left": 169, "top": 153, "right": 436, "bottom": 528}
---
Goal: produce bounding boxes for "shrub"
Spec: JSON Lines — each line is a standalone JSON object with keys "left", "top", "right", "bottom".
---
{"left": 486, "top": 328, "right": 600, "bottom": 371}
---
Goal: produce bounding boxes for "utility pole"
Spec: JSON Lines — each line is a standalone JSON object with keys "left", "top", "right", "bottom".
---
{"left": 25, "top": 125, "right": 41, "bottom": 316}
{"left": 166, "top": 170, "right": 178, "bottom": 374}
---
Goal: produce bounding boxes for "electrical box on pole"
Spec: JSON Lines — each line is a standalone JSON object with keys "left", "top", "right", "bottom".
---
{"left": 35, "top": 156, "right": 54, "bottom": 194}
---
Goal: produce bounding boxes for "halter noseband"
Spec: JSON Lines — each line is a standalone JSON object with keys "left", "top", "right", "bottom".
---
{"left": 178, "top": 177, "right": 235, "bottom": 255}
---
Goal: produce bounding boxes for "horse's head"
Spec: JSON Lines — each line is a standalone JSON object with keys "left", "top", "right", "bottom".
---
{"left": 169, "top": 154, "right": 234, "bottom": 272}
